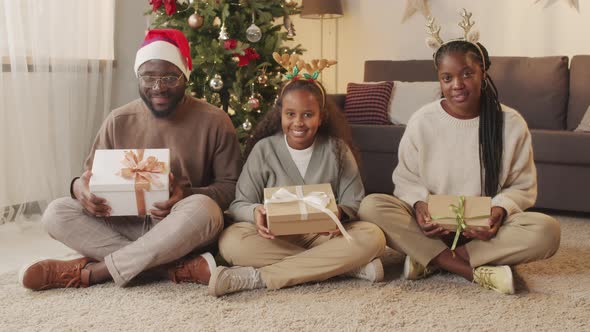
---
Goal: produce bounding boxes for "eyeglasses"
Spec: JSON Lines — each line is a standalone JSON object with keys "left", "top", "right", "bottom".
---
{"left": 138, "top": 73, "right": 183, "bottom": 88}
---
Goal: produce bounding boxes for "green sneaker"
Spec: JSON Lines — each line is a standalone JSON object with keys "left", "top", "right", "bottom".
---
{"left": 473, "top": 265, "right": 515, "bottom": 295}
{"left": 403, "top": 255, "right": 437, "bottom": 280}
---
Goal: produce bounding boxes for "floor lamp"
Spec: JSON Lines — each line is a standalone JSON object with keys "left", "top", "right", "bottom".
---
{"left": 300, "top": 0, "right": 343, "bottom": 91}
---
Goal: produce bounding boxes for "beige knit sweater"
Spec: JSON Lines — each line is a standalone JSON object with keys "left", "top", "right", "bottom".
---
{"left": 393, "top": 99, "right": 537, "bottom": 216}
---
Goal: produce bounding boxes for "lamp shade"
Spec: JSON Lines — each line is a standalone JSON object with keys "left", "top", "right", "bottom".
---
{"left": 300, "top": 0, "right": 343, "bottom": 19}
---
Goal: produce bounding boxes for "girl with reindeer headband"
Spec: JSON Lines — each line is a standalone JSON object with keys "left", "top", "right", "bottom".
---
{"left": 360, "top": 9, "right": 560, "bottom": 294}
{"left": 208, "top": 54, "right": 386, "bottom": 297}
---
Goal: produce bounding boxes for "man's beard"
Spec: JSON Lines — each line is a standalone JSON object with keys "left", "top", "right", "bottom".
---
{"left": 139, "top": 90, "right": 184, "bottom": 118}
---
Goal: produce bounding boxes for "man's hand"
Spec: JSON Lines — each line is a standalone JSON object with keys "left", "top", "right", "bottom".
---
{"left": 151, "top": 173, "right": 185, "bottom": 220}
{"left": 254, "top": 205, "right": 275, "bottom": 239}
{"left": 414, "top": 201, "right": 449, "bottom": 238}
{"left": 73, "top": 170, "right": 111, "bottom": 217}
{"left": 462, "top": 206, "right": 506, "bottom": 241}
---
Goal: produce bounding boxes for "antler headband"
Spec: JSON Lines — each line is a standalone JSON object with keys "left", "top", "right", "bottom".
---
{"left": 272, "top": 52, "right": 337, "bottom": 108}
{"left": 426, "top": 8, "right": 486, "bottom": 71}
{"left": 272, "top": 52, "right": 337, "bottom": 81}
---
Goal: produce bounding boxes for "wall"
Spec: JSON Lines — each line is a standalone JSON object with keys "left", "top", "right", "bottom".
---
{"left": 289, "top": 0, "right": 590, "bottom": 93}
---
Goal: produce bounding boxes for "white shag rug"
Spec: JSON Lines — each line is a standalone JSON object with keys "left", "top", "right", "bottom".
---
{"left": 1, "top": 214, "right": 589, "bottom": 331}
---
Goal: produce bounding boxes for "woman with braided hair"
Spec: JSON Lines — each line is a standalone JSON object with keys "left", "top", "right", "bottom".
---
{"left": 359, "top": 12, "right": 560, "bottom": 294}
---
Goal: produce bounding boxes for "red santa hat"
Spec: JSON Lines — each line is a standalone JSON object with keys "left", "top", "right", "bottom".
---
{"left": 134, "top": 29, "right": 193, "bottom": 79}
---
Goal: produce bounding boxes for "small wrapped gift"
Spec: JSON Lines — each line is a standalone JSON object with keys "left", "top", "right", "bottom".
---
{"left": 428, "top": 194, "right": 491, "bottom": 231}
{"left": 263, "top": 183, "right": 351, "bottom": 240}
{"left": 89, "top": 149, "right": 169, "bottom": 216}
{"left": 428, "top": 194, "right": 491, "bottom": 251}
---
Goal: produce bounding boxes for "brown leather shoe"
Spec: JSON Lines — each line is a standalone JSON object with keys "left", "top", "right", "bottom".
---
{"left": 19, "top": 257, "right": 95, "bottom": 291}
{"left": 168, "top": 252, "right": 216, "bottom": 285}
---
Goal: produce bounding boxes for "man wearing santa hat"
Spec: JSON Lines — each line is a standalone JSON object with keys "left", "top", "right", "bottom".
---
{"left": 19, "top": 29, "right": 242, "bottom": 290}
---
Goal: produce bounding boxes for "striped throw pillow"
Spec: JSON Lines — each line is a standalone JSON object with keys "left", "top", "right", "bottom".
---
{"left": 344, "top": 81, "right": 394, "bottom": 125}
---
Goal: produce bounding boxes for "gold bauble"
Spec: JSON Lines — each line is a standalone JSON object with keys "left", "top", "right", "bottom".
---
{"left": 188, "top": 13, "right": 204, "bottom": 29}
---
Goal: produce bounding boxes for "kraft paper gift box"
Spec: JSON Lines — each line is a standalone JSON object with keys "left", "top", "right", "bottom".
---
{"left": 89, "top": 149, "right": 169, "bottom": 216}
{"left": 428, "top": 194, "right": 491, "bottom": 231}
{"left": 263, "top": 183, "right": 340, "bottom": 236}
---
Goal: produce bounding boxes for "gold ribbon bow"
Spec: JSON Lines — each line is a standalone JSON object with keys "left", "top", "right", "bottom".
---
{"left": 119, "top": 149, "right": 166, "bottom": 215}
{"left": 431, "top": 195, "right": 490, "bottom": 252}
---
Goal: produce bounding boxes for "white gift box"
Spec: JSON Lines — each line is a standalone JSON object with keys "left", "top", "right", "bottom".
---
{"left": 89, "top": 149, "right": 170, "bottom": 216}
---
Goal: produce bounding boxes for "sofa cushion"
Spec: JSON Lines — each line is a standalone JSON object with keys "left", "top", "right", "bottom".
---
{"left": 568, "top": 55, "right": 590, "bottom": 130}
{"left": 488, "top": 56, "right": 569, "bottom": 130}
{"left": 344, "top": 81, "right": 393, "bottom": 125}
{"left": 531, "top": 129, "right": 590, "bottom": 166}
{"left": 389, "top": 81, "right": 440, "bottom": 125}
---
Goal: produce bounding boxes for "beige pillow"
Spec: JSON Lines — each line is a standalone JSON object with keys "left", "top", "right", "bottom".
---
{"left": 575, "top": 105, "right": 590, "bottom": 132}
{"left": 389, "top": 81, "right": 441, "bottom": 125}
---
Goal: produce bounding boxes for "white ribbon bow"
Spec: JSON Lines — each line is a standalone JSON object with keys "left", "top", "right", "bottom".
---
{"left": 264, "top": 186, "right": 352, "bottom": 241}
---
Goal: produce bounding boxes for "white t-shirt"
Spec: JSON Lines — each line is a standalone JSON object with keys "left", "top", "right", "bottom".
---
{"left": 285, "top": 135, "right": 314, "bottom": 178}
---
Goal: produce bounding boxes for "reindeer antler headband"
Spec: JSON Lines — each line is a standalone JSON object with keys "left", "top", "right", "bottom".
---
{"left": 272, "top": 52, "right": 337, "bottom": 108}
{"left": 426, "top": 9, "right": 486, "bottom": 71}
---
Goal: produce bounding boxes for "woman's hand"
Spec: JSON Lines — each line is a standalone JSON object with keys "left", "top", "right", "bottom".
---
{"left": 462, "top": 206, "right": 506, "bottom": 241}
{"left": 254, "top": 205, "right": 275, "bottom": 239}
{"left": 414, "top": 201, "right": 449, "bottom": 238}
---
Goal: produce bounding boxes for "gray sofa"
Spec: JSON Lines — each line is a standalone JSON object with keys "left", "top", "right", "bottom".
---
{"left": 331, "top": 56, "right": 590, "bottom": 213}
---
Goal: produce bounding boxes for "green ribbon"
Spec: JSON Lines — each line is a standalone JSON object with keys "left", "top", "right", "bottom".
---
{"left": 430, "top": 195, "right": 490, "bottom": 251}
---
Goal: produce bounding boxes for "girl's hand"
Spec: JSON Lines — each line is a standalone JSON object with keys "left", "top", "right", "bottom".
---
{"left": 463, "top": 206, "right": 506, "bottom": 241}
{"left": 414, "top": 201, "right": 449, "bottom": 238}
{"left": 319, "top": 206, "right": 343, "bottom": 236}
{"left": 254, "top": 205, "right": 275, "bottom": 239}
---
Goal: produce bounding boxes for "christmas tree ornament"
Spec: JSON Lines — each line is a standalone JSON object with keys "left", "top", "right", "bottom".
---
{"left": 246, "top": 13, "right": 262, "bottom": 42}
{"left": 246, "top": 23, "right": 262, "bottom": 42}
{"left": 218, "top": 22, "right": 230, "bottom": 40}
{"left": 209, "top": 74, "right": 224, "bottom": 91}
{"left": 242, "top": 119, "right": 253, "bottom": 131}
{"left": 256, "top": 73, "right": 268, "bottom": 85}
{"left": 210, "top": 93, "right": 221, "bottom": 105}
{"left": 283, "top": 16, "right": 291, "bottom": 29}
{"left": 212, "top": 16, "right": 222, "bottom": 27}
{"left": 188, "top": 13, "right": 204, "bottom": 29}
{"left": 227, "top": 107, "right": 236, "bottom": 116}
{"left": 283, "top": 16, "right": 295, "bottom": 38}
{"left": 287, "top": 22, "right": 296, "bottom": 38}
{"left": 232, "top": 56, "right": 240, "bottom": 63}
{"left": 247, "top": 96, "right": 260, "bottom": 110}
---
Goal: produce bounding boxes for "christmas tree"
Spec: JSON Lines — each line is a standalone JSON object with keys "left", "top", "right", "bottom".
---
{"left": 147, "top": 0, "right": 305, "bottom": 143}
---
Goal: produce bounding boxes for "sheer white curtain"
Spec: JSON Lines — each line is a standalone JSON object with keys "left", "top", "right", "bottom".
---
{"left": 0, "top": 0, "right": 114, "bottom": 223}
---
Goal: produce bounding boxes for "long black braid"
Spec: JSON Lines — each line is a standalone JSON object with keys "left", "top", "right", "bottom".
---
{"left": 435, "top": 41, "right": 503, "bottom": 197}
